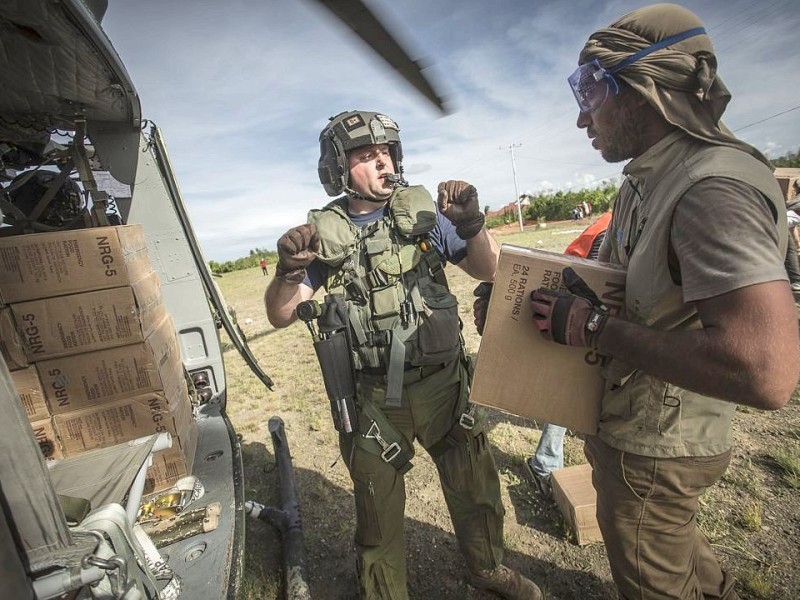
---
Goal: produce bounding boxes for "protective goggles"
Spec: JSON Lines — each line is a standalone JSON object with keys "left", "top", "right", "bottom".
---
{"left": 568, "top": 26, "right": 707, "bottom": 113}
{"left": 568, "top": 60, "right": 620, "bottom": 113}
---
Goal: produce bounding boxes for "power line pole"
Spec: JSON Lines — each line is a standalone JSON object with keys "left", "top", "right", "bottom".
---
{"left": 501, "top": 143, "right": 524, "bottom": 231}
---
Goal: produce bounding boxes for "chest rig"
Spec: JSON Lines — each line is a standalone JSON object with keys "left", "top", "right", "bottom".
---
{"left": 307, "top": 185, "right": 463, "bottom": 407}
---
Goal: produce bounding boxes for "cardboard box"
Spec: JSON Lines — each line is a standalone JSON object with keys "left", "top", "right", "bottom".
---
{"left": 0, "top": 225, "right": 152, "bottom": 303}
{"left": 144, "top": 423, "right": 198, "bottom": 494}
{"left": 7, "top": 270, "right": 164, "bottom": 361}
{"left": 11, "top": 366, "right": 49, "bottom": 421}
{"left": 470, "top": 245, "right": 626, "bottom": 434}
{"left": 0, "top": 306, "right": 27, "bottom": 370}
{"left": 774, "top": 167, "right": 800, "bottom": 202}
{"left": 38, "top": 315, "right": 184, "bottom": 414}
{"left": 29, "top": 417, "right": 64, "bottom": 460}
{"left": 53, "top": 390, "right": 194, "bottom": 457}
{"left": 551, "top": 463, "right": 602, "bottom": 546}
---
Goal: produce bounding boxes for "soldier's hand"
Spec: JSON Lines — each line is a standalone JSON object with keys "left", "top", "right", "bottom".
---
{"left": 472, "top": 282, "right": 493, "bottom": 336}
{"left": 275, "top": 224, "right": 320, "bottom": 284}
{"left": 437, "top": 180, "right": 485, "bottom": 239}
{"left": 529, "top": 267, "right": 609, "bottom": 347}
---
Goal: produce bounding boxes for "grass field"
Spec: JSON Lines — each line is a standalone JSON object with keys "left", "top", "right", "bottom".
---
{"left": 216, "top": 217, "right": 800, "bottom": 599}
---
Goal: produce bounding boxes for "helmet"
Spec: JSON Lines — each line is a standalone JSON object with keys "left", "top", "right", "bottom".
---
{"left": 6, "top": 169, "right": 84, "bottom": 228}
{"left": 318, "top": 110, "right": 404, "bottom": 197}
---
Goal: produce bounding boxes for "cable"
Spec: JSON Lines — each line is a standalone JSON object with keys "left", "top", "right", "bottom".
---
{"left": 732, "top": 104, "right": 800, "bottom": 133}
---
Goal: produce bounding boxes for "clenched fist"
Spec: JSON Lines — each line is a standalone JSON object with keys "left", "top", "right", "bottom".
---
{"left": 437, "top": 180, "right": 485, "bottom": 239}
{"left": 275, "top": 224, "right": 320, "bottom": 284}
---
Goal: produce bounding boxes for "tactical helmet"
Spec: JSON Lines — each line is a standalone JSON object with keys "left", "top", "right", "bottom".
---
{"left": 318, "top": 110, "right": 404, "bottom": 197}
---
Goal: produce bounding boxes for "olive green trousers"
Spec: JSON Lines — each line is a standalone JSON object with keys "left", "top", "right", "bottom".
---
{"left": 340, "top": 359, "right": 504, "bottom": 599}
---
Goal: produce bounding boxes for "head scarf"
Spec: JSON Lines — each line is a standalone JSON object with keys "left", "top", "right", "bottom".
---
{"left": 580, "top": 3, "right": 771, "bottom": 166}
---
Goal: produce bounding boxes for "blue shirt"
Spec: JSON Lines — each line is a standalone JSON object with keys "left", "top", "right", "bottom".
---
{"left": 305, "top": 203, "right": 466, "bottom": 291}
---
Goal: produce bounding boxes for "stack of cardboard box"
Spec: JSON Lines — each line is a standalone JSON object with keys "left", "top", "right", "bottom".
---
{"left": 0, "top": 225, "right": 196, "bottom": 493}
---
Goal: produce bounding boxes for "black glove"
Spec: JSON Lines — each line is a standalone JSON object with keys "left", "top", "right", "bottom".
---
{"left": 472, "top": 282, "right": 493, "bottom": 336}
{"left": 437, "top": 180, "right": 485, "bottom": 239}
{"left": 275, "top": 224, "right": 320, "bottom": 284}
{"left": 529, "top": 267, "right": 609, "bottom": 347}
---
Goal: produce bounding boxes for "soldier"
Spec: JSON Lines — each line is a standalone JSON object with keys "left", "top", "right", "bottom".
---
{"left": 529, "top": 4, "right": 800, "bottom": 599}
{"left": 265, "top": 110, "right": 541, "bottom": 599}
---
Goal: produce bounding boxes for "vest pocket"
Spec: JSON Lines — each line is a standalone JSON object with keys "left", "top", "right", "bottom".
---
{"left": 410, "top": 281, "right": 461, "bottom": 365}
{"left": 657, "top": 385, "right": 682, "bottom": 435}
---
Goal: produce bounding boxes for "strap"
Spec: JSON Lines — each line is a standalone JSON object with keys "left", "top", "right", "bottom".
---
{"left": 385, "top": 324, "right": 413, "bottom": 407}
{"left": 427, "top": 361, "right": 478, "bottom": 459}
{"left": 422, "top": 247, "right": 449, "bottom": 288}
{"left": 73, "top": 118, "right": 110, "bottom": 227}
{"left": 355, "top": 402, "right": 414, "bottom": 473}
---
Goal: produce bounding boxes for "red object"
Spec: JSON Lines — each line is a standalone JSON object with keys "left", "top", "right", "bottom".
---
{"left": 564, "top": 212, "right": 612, "bottom": 258}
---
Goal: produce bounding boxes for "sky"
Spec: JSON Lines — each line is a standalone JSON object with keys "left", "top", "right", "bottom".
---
{"left": 101, "top": 0, "right": 800, "bottom": 262}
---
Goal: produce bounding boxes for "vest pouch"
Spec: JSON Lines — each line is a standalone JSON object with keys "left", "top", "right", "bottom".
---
{"left": 308, "top": 204, "right": 355, "bottom": 267}
{"left": 390, "top": 185, "right": 437, "bottom": 237}
{"left": 408, "top": 280, "right": 461, "bottom": 366}
{"left": 365, "top": 237, "right": 393, "bottom": 271}
{"left": 371, "top": 282, "right": 402, "bottom": 319}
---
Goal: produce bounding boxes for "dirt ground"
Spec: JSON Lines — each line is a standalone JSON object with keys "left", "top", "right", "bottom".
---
{"left": 221, "top": 220, "right": 800, "bottom": 600}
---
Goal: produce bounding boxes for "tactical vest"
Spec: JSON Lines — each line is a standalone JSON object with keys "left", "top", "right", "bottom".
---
{"left": 307, "top": 185, "right": 463, "bottom": 405}
{"left": 600, "top": 132, "right": 787, "bottom": 458}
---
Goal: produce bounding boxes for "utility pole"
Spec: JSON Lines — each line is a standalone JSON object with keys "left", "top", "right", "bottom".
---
{"left": 501, "top": 143, "right": 524, "bottom": 231}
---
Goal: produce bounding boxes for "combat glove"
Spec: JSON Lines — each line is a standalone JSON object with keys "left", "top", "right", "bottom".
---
{"left": 472, "top": 282, "right": 493, "bottom": 336}
{"left": 529, "top": 267, "right": 609, "bottom": 348}
{"left": 437, "top": 180, "right": 485, "bottom": 239}
{"left": 275, "top": 223, "right": 320, "bottom": 284}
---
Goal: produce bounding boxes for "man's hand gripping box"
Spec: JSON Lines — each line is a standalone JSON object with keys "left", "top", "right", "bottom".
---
{"left": 470, "top": 245, "right": 626, "bottom": 434}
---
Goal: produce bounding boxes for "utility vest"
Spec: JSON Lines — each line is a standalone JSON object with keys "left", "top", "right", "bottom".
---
{"left": 307, "top": 185, "right": 463, "bottom": 406}
{"left": 600, "top": 132, "right": 787, "bottom": 458}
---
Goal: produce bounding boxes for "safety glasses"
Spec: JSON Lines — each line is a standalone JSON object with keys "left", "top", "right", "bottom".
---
{"left": 568, "top": 26, "right": 707, "bottom": 113}
{"left": 568, "top": 59, "right": 620, "bottom": 113}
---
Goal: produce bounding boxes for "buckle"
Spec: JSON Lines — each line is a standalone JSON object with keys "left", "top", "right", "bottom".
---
{"left": 365, "top": 421, "right": 403, "bottom": 463}
{"left": 459, "top": 412, "right": 475, "bottom": 430}
{"left": 381, "top": 442, "right": 401, "bottom": 463}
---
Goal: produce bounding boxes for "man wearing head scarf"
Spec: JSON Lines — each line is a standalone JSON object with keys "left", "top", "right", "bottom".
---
{"left": 528, "top": 4, "right": 800, "bottom": 599}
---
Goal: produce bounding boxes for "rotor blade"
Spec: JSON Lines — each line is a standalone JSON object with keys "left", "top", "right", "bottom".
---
{"left": 311, "top": 0, "right": 447, "bottom": 114}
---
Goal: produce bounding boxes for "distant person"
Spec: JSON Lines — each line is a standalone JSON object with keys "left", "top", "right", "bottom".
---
{"left": 784, "top": 209, "right": 800, "bottom": 299}
{"left": 265, "top": 110, "right": 541, "bottom": 599}
{"left": 473, "top": 212, "right": 612, "bottom": 498}
{"left": 260, "top": 257, "right": 268, "bottom": 276}
{"left": 786, "top": 180, "right": 800, "bottom": 299}
{"left": 528, "top": 5, "right": 799, "bottom": 599}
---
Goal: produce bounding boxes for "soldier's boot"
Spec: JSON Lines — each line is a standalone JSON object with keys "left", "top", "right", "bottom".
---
{"left": 468, "top": 565, "right": 543, "bottom": 599}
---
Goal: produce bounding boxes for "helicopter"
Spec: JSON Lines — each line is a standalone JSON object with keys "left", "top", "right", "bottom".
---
{"left": 0, "top": 1, "right": 443, "bottom": 599}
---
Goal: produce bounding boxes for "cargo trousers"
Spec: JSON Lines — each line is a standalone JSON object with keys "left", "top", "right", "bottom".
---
{"left": 340, "top": 358, "right": 505, "bottom": 599}
{"left": 584, "top": 435, "right": 739, "bottom": 600}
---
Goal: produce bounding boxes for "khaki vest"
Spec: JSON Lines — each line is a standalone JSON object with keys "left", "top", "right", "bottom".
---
{"left": 307, "top": 186, "right": 463, "bottom": 375}
{"left": 600, "top": 132, "right": 787, "bottom": 458}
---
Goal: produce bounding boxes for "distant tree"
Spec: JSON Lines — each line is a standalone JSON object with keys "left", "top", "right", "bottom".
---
{"left": 509, "top": 182, "right": 619, "bottom": 224}
{"left": 773, "top": 148, "right": 800, "bottom": 168}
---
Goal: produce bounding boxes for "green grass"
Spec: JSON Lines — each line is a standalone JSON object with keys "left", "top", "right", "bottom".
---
{"left": 738, "top": 502, "right": 762, "bottom": 532}
{"left": 721, "top": 457, "right": 765, "bottom": 500}
{"left": 770, "top": 445, "right": 800, "bottom": 489}
{"left": 737, "top": 568, "right": 773, "bottom": 598}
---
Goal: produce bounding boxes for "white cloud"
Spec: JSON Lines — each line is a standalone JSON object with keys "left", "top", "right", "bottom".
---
{"left": 103, "top": 0, "right": 800, "bottom": 261}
